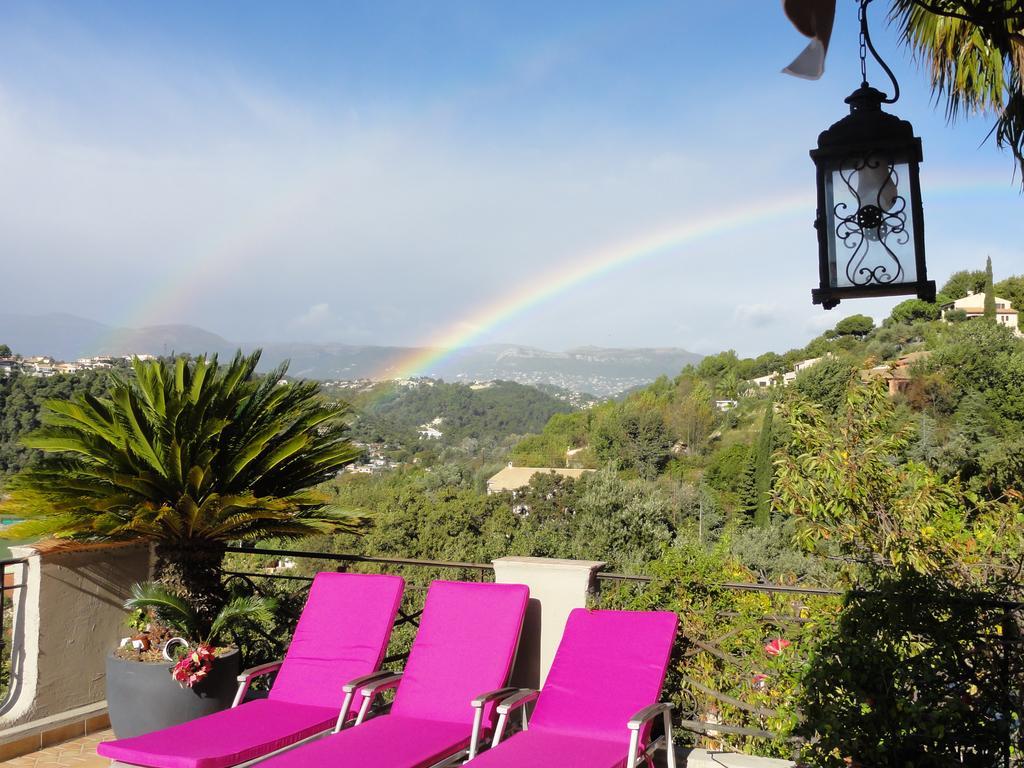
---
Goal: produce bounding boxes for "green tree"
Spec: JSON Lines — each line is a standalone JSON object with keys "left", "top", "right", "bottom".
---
{"left": 668, "top": 379, "right": 715, "bottom": 453}
{"left": 791, "top": 357, "right": 855, "bottom": 415}
{"left": 983, "top": 256, "right": 996, "bottom": 321}
{"left": 938, "top": 269, "right": 987, "bottom": 302}
{"left": 696, "top": 350, "right": 740, "bottom": 381}
{"left": 2, "top": 352, "right": 362, "bottom": 631}
{"left": 752, "top": 401, "right": 775, "bottom": 527}
{"left": 0, "top": 344, "right": 12, "bottom": 357}
{"left": 994, "top": 274, "right": 1024, "bottom": 328}
{"left": 775, "top": 382, "right": 1016, "bottom": 580}
{"left": 617, "top": 405, "right": 672, "bottom": 480}
{"left": 718, "top": 370, "right": 741, "bottom": 400}
{"left": 887, "top": 298, "right": 940, "bottom": 325}
{"left": 834, "top": 314, "right": 874, "bottom": 337}
{"left": 799, "top": 574, "right": 1017, "bottom": 768}
{"left": 931, "top": 319, "right": 1023, "bottom": 420}
{"left": 704, "top": 443, "right": 753, "bottom": 496}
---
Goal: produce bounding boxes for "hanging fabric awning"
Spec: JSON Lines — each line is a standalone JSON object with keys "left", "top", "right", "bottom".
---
{"left": 782, "top": 0, "right": 837, "bottom": 79}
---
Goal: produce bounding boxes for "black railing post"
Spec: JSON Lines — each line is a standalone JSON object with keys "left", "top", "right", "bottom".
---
{"left": 0, "top": 557, "right": 28, "bottom": 709}
{"left": 1001, "top": 605, "right": 1013, "bottom": 768}
{"left": 0, "top": 561, "right": 6, "bottom": 680}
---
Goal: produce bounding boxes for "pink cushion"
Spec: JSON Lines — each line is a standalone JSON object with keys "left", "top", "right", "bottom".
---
{"left": 269, "top": 572, "right": 405, "bottom": 711}
{"left": 97, "top": 571, "right": 405, "bottom": 768}
{"left": 390, "top": 580, "right": 529, "bottom": 725}
{"left": 96, "top": 700, "right": 336, "bottom": 768}
{"left": 529, "top": 609, "right": 678, "bottom": 741}
{"left": 467, "top": 730, "right": 629, "bottom": 768}
{"left": 254, "top": 715, "right": 471, "bottom": 768}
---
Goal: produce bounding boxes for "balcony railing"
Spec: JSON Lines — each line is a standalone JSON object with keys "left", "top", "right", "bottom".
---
{"left": 4, "top": 541, "right": 1020, "bottom": 766}
{"left": 222, "top": 546, "right": 844, "bottom": 758}
{"left": 223, "top": 546, "right": 494, "bottom": 669}
{"left": 223, "top": 546, "right": 1024, "bottom": 765}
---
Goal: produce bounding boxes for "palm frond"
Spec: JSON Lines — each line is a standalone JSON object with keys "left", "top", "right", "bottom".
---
{"left": 124, "top": 582, "right": 201, "bottom": 640}
{"left": 207, "top": 595, "right": 273, "bottom": 644}
{"left": 890, "top": 0, "right": 1024, "bottom": 183}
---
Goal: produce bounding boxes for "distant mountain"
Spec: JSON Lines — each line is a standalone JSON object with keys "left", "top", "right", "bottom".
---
{"left": 0, "top": 313, "right": 238, "bottom": 360}
{"left": 0, "top": 313, "right": 701, "bottom": 396}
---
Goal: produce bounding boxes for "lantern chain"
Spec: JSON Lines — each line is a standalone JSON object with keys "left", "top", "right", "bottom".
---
{"left": 858, "top": 0, "right": 901, "bottom": 104}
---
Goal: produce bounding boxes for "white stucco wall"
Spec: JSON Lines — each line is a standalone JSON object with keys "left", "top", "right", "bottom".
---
{"left": 1, "top": 541, "right": 151, "bottom": 729}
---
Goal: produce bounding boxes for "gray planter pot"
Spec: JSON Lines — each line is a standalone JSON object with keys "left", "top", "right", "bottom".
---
{"left": 106, "top": 648, "right": 241, "bottom": 738}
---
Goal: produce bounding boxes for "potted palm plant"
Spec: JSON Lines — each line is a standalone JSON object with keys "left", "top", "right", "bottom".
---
{"left": 1, "top": 351, "right": 363, "bottom": 735}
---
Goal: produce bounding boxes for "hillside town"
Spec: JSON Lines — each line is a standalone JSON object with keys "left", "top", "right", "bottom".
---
{"left": 0, "top": 353, "right": 153, "bottom": 378}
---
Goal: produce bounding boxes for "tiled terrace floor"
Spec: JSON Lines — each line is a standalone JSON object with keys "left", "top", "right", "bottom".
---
{"left": 1, "top": 730, "right": 111, "bottom": 768}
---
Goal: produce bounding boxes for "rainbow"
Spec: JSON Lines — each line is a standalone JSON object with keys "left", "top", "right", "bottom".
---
{"left": 99, "top": 168, "right": 1015, "bottom": 372}
{"left": 372, "top": 171, "right": 1017, "bottom": 380}
{"left": 371, "top": 190, "right": 813, "bottom": 380}
{"left": 95, "top": 166, "right": 332, "bottom": 353}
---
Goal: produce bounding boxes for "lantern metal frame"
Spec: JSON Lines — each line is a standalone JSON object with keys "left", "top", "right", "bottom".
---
{"left": 809, "top": 0, "right": 936, "bottom": 310}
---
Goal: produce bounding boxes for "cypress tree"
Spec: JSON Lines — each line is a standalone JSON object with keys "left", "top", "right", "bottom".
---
{"left": 752, "top": 399, "right": 775, "bottom": 527}
{"left": 984, "top": 256, "right": 996, "bottom": 322}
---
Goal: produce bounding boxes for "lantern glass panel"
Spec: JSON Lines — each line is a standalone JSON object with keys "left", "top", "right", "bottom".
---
{"left": 822, "top": 151, "right": 918, "bottom": 290}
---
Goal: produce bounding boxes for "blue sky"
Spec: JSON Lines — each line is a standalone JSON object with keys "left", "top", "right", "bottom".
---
{"left": 0, "top": 1, "right": 1020, "bottom": 357}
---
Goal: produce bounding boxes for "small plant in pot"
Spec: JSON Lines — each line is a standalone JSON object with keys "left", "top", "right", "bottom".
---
{"left": 1, "top": 351, "right": 364, "bottom": 735}
{"left": 121, "top": 582, "right": 272, "bottom": 688}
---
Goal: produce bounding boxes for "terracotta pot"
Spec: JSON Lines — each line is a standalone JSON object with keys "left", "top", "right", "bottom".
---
{"left": 105, "top": 648, "right": 240, "bottom": 738}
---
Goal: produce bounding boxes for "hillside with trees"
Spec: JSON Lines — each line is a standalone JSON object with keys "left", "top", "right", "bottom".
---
{"left": 0, "top": 361, "right": 123, "bottom": 479}
{"left": 326, "top": 379, "right": 574, "bottom": 463}
{"left": 509, "top": 264, "right": 1024, "bottom": 510}
{"left": 273, "top": 265, "right": 1024, "bottom": 759}
{"left": 5, "top": 264, "right": 1024, "bottom": 759}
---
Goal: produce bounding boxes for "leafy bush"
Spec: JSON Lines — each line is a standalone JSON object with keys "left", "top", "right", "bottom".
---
{"left": 888, "top": 298, "right": 941, "bottom": 325}
{"left": 834, "top": 314, "right": 875, "bottom": 337}
{"left": 799, "top": 574, "right": 1021, "bottom": 768}
{"left": 602, "top": 543, "right": 841, "bottom": 759}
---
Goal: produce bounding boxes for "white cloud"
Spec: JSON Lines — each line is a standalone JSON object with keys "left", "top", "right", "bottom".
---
{"left": 0, "top": 18, "right": 1020, "bottom": 360}
{"left": 734, "top": 303, "right": 780, "bottom": 326}
{"left": 291, "top": 303, "right": 332, "bottom": 329}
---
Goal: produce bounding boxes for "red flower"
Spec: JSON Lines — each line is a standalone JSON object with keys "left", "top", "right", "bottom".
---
{"left": 764, "top": 638, "right": 791, "bottom": 657}
{"left": 751, "top": 673, "right": 769, "bottom": 690}
{"left": 170, "top": 643, "right": 217, "bottom": 688}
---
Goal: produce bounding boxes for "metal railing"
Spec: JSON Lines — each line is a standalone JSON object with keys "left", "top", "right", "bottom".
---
{"left": 595, "top": 572, "right": 841, "bottom": 756}
{"left": 223, "top": 546, "right": 493, "bottom": 667}
{"left": 595, "top": 571, "right": 1024, "bottom": 765}
{"left": 0, "top": 557, "right": 28, "bottom": 711}
{"left": 220, "top": 547, "right": 1024, "bottom": 765}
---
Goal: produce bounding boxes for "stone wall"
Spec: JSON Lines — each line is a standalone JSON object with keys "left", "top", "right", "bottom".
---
{"left": 1, "top": 540, "right": 151, "bottom": 729}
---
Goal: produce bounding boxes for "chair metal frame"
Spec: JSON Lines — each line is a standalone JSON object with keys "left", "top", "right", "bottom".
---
{"left": 487, "top": 689, "right": 677, "bottom": 768}
{"left": 108, "top": 662, "right": 393, "bottom": 768}
{"left": 354, "top": 675, "right": 523, "bottom": 766}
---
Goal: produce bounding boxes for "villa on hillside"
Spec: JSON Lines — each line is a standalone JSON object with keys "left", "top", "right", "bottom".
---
{"left": 861, "top": 351, "right": 932, "bottom": 397}
{"left": 486, "top": 464, "right": 594, "bottom": 494}
{"left": 941, "top": 291, "right": 1023, "bottom": 336}
{"left": 750, "top": 356, "right": 825, "bottom": 389}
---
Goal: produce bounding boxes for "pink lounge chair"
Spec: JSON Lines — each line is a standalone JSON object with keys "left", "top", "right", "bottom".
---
{"left": 250, "top": 579, "right": 530, "bottom": 768}
{"left": 98, "top": 572, "right": 405, "bottom": 768}
{"left": 467, "top": 608, "right": 679, "bottom": 768}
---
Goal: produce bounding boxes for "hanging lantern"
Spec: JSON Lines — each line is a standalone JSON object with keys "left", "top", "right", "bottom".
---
{"left": 810, "top": 0, "right": 935, "bottom": 310}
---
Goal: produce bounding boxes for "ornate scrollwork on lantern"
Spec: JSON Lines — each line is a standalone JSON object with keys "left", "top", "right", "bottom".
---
{"left": 832, "top": 157, "right": 911, "bottom": 289}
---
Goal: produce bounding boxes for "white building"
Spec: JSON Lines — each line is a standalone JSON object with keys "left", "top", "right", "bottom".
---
{"left": 486, "top": 464, "right": 594, "bottom": 494}
{"left": 751, "top": 357, "right": 824, "bottom": 389}
{"left": 751, "top": 372, "right": 783, "bottom": 389}
{"left": 941, "top": 292, "right": 1022, "bottom": 336}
